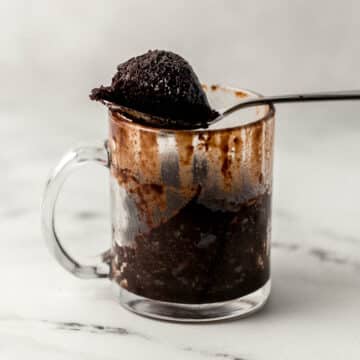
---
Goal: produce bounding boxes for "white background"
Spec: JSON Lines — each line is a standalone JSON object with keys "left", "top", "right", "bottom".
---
{"left": 1, "top": 1, "right": 360, "bottom": 359}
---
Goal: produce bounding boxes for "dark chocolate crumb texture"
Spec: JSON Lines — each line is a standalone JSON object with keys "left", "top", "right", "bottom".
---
{"left": 111, "top": 192, "right": 270, "bottom": 303}
{"left": 90, "top": 50, "right": 218, "bottom": 129}
{"left": 92, "top": 51, "right": 274, "bottom": 304}
{"left": 107, "top": 105, "right": 274, "bottom": 304}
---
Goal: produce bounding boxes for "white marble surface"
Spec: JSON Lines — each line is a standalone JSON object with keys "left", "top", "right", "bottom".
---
{"left": 1, "top": 1, "right": 360, "bottom": 359}
{"left": 2, "top": 98, "right": 360, "bottom": 360}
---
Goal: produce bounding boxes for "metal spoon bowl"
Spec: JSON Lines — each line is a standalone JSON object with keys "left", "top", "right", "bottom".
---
{"left": 106, "top": 90, "right": 360, "bottom": 130}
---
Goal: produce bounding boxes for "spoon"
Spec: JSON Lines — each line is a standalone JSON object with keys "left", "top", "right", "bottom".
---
{"left": 107, "top": 90, "right": 360, "bottom": 129}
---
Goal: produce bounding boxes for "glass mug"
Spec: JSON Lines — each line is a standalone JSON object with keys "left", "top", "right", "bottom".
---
{"left": 42, "top": 85, "right": 275, "bottom": 322}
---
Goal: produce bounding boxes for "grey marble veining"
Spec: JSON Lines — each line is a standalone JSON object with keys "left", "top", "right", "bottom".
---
{"left": 1, "top": 101, "right": 360, "bottom": 359}
{"left": 2, "top": 0, "right": 360, "bottom": 359}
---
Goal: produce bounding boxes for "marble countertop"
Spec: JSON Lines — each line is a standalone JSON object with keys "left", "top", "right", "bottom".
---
{"left": 2, "top": 0, "right": 360, "bottom": 357}
{"left": 1, "top": 100, "right": 360, "bottom": 359}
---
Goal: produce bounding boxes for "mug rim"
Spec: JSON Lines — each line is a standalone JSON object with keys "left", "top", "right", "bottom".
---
{"left": 109, "top": 84, "right": 275, "bottom": 134}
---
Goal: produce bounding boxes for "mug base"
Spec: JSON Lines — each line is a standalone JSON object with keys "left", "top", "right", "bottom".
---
{"left": 114, "top": 280, "right": 271, "bottom": 322}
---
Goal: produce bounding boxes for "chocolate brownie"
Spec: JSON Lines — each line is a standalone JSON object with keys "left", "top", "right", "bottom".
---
{"left": 94, "top": 51, "right": 273, "bottom": 304}
{"left": 90, "top": 50, "right": 218, "bottom": 129}
{"left": 110, "top": 191, "right": 270, "bottom": 303}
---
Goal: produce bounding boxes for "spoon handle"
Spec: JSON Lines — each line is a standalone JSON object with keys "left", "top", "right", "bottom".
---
{"left": 223, "top": 90, "right": 360, "bottom": 116}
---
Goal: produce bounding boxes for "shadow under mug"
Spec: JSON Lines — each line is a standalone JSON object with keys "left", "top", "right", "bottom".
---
{"left": 42, "top": 85, "right": 275, "bottom": 322}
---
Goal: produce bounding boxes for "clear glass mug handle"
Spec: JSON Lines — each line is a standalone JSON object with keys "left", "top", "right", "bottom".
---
{"left": 41, "top": 141, "right": 110, "bottom": 279}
